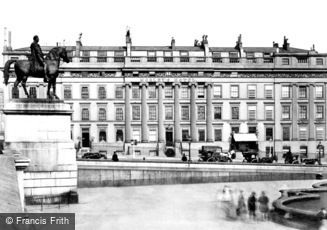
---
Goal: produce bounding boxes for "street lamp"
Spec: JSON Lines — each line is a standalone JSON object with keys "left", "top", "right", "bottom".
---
{"left": 269, "top": 138, "right": 273, "bottom": 158}
{"left": 186, "top": 135, "right": 192, "bottom": 162}
{"left": 317, "top": 141, "right": 323, "bottom": 165}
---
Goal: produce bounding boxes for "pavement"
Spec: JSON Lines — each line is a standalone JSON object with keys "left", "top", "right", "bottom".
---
{"left": 26, "top": 180, "right": 326, "bottom": 230}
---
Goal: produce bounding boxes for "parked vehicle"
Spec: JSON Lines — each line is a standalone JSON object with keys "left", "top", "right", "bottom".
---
{"left": 199, "top": 146, "right": 232, "bottom": 162}
{"left": 301, "top": 158, "right": 319, "bottom": 165}
{"left": 283, "top": 152, "right": 300, "bottom": 164}
{"left": 242, "top": 149, "right": 259, "bottom": 163}
{"left": 82, "top": 152, "right": 107, "bottom": 159}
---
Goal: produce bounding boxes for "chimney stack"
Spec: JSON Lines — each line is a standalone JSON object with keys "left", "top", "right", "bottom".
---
{"left": 282, "top": 36, "right": 290, "bottom": 51}
{"left": 201, "top": 35, "right": 209, "bottom": 56}
{"left": 8, "top": 31, "right": 12, "bottom": 51}
{"left": 126, "top": 29, "right": 132, "bottom": 56}
{"left": 3, "top": 27, "right": 7, "bottom": 52}
{"left": 235, "top": 34, "right": 244, "bottom": 57}
{"left": 273, "top": 41, "right": 279, "bottom": 53}
{"left": 171, "top": 37, "right": 175, "bottom": 49}
{"left": 76, "top": 33, "right": 82, "bottom": 57}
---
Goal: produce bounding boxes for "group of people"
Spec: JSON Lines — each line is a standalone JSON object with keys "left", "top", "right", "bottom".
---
{"left": 217, "top": 186, "right": 270, "bottom": 221}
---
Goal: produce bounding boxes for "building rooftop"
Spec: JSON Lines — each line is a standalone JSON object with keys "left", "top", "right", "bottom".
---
{"left": 12, "top": 45, "right": 309, "bottom": 53}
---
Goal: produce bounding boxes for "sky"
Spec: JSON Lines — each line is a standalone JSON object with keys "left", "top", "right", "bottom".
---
{"left": 1, "top": 0, "right": 327, "bottom": 59}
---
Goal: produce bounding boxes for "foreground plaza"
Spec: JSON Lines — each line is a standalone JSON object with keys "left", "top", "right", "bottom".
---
{"left": 26, "top": 180, "right": 322, "bottom": 230}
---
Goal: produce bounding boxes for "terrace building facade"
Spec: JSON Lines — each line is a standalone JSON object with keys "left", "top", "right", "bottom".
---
{"left": 2, "top": 32, "right": 327, "bottom": 161}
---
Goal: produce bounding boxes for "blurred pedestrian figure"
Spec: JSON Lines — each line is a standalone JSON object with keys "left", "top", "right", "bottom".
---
{"left": 236, "top": 190, "right": 247, "bottom": 220}
{"left": 258, "top": 191, "right": 269, "bottom": 220}
{"left": 248, "top": 192, "right": 257, "bottom": 220}
{"left": 181, "top": 153, "right": 187, "bottom": 162}
{"left": 112, "top": 152, "right": 119, "bottom": 162}
{"left": 217, "top": 186, "right": 236, "bottom": 219}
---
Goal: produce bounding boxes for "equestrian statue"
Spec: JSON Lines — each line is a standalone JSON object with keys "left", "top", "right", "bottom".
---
{"left": 3, "top": 35, "right": 70, "bottom": 99}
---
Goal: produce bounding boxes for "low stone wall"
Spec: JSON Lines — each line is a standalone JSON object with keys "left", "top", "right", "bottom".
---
{"left": 77, "top": 160, "right": 326, "bottom": 188}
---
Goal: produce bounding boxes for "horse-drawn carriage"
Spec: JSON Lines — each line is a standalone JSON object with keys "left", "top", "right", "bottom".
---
{"left": 198, "top": 146, "right": 233, "bottom": 162}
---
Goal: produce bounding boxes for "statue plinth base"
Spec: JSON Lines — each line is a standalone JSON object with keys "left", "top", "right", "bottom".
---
{"left": 3, "top": 99, "right": 78, "bottom": 204}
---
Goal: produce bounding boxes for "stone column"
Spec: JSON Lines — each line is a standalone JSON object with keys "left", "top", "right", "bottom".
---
{"left": 157, "top": 83, "right": 165, "bottom": 142}
{"left": 309, "top": 84, "right": 315, "bottom": 141}
{"left": 206, "top": 83, "right": 213, "bottom": 142}
{"left": 124, "top": 83, "right": 131, "bottom": 143}
{"left": 190, "top": 82, "right": 197, "bottom": 141}
{"left": 141, "top": 83, "right": 148, "bottom": 142}
{"left": 173, "top": 83, "right": 181, "bottom": 143}
{"left": 292, "top": 84, "right": 298, "bottom": 141}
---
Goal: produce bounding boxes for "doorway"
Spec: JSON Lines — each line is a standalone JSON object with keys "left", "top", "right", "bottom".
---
{"left": 82, "top": 128, "right": 90, "bottom": 147}
{"left": 165, "top": 127, "right": 173, "bottom": 146}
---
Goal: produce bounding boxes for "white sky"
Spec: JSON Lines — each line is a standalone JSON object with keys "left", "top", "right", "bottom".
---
{"left": 1, "top": 0, "right": 327, "bottom": 57}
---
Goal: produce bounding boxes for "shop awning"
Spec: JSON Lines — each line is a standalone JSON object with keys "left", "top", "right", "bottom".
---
{"left": 233, "top": 133, "right": 258, "bottom": 142}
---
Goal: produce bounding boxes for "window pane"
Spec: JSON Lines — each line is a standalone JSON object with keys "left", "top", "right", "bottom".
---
{"left": 148, "top": 86, "right": 156, "bottom": 98}
{"left": 248, "top": 106, "right": 256, "bottom": 120}
{"left": 214, "top": 129, "right": 222, "bottom": 141}
{"left": 299, "top": 106, "right": 307, "bottom": 119}
{"left": 299, "top": 127, "right": 307, "bottom": 140}
{"left": 265, "top": 106, "right": 274, "bottom": 120}
{"left": 181, "top": 106, "right": 190, "bottom": 120}
{"left": 98, "top": 86, "right": 106, "bottom": 99}
{"left": 197, "top": 106, "right": 205, "bottom": 120}
{"left": 214, "top": 106, "right": 222, "bottom": 120}
{"left": 181, "top": 86, "right": 189, "bottom": 99}
{"left": 81, "top": 86, "right": 89, "bottom": 99}
{"left": 98, "top": 108, "right": 106, "bottom": 121}
{"left": 197, "top": 86, "right": 205, "bottom": 98}
{"left": 266, "top": 127, "right": 273, "bottom": 141}
{"left": 132, "top": 86, "right": 140, "bottom": 99}
{"left": 165, "top": 106, "right": 173, "bottom": 120}
{"left": 299, "top": 86, "right": 307, "bottom": 98}
{"left": 265, "top": 85, "right": 273, "bottom": 98}
{"left": 132, "top": 106, "right": 141, "bottom": 120}
{"left": 282, "top": 86, "right": 291, "bottom": 98}
{"left": 282, "top": 106, "right": 290, "bottom": 119}
{"left": 198, "top": 129, "right": 205, "bottom": 141}
{"left": 248, "top": 85, "right": 256, "bottom": 98}
{"left": 316, "top": 86, "right": 323, "bottom": 98}
{"left": 81, "top": 108, "right": 89, "bottom": 120}
{"left": 165, "top": 86, "right": 173, "bottom": 98}
{"left": 283, "top": 127, "right": 290, "bottom": 141}
{"left": 182, "top": 129, "right": 190, "bottom": 141}
{"left": 115, "top": 86, "right": 123, "bottom": 99}
{"left": 316, "top": 105, "right": 324, "bottom": 119}
{"left": 115, "top": 107, "right": 124, "bottom": 121}
{"left": 64, "top": 86, "right": 72, "bottom": 99}
{"left": 149, "top": 106, "right": 157, "bottom": 120}
{"left": 231, "top": 85, "right": 239, "bottom": 98}
{"left": 316, "top": 127, "right": 324, "bottom": 140}
{"left": 231, "top": 106, "right": 239, "bottom": 119}
{"left": 213, "top": 85, "right": 222, "bottom": 98}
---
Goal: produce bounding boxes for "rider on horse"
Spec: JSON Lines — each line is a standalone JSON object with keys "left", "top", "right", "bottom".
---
{"left": 30, "top": 35, "right": 49, "bottom": 82}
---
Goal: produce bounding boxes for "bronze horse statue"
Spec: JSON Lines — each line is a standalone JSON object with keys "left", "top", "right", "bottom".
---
{"left": 3, "top": 47, "right": 70, "bottom": 99}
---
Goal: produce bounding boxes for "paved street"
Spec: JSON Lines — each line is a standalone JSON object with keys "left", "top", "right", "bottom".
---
{"left": 27, "top": 180, "right": 322, "bottom": 230}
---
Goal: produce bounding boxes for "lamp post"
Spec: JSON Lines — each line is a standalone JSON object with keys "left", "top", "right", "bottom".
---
{"left": 186, "top": 135, "right": 192, "bottom": 162}
{"left": 317, "top": 141, "right": 323, "bottom": 165}
{"left": 269, "top": 138, "right": 273, "bottom": 158}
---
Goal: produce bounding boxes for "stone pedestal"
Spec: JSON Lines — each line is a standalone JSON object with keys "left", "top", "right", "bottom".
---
{"left": 3, "top": 99, "right": 78, "bottom": 203}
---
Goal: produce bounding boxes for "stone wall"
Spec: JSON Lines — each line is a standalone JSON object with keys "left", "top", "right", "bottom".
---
{"left": 77, "top": 161, "right": 325, "bottom": 188}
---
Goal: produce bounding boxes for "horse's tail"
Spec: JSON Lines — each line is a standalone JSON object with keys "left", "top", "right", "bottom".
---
{"left": 3, "top": 60, "right": 17, "bottom": 85}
